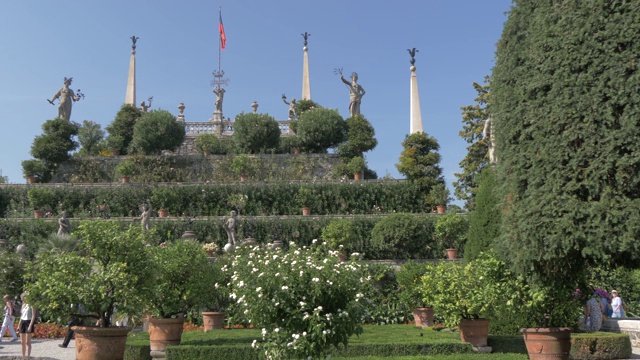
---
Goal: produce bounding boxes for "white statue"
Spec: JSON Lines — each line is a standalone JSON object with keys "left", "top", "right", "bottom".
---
{"left": 483, "top": 116, "right": 497, "bottom": 164}
{"left": 222, "top": 210, "right": 237, "bottom": 249}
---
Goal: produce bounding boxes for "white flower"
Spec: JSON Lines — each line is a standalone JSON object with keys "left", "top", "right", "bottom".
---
{"left": 299, "top": 270, "right": 304, "bottom": 276}
{"left": 214, "top": 283, "right": 220, "bottom": 289}
{"left": 244, "top": 310, "right": 249, "bottom": 314}
{"left": 312, "top": 239, "right": 318, "bottom": 244}
{"left": 275, "top": 272, "right": 280, "bottom": 277}
{"left": 312, "top": 277, "right": 319, "bottom": 282}
{"left": 252, "top": 339, "right": 258, "bottom": 348}
{"left": 282, "top": 285, "right": 289, "bottom": 290}
{"left": 274, "top": 328, "right": 280, "bottom": 333}
{"left": 256, "top": 287, "right": 262, "bottom": 292}
{"left": 299, "top": 301, "right": 306, "bottom": 307}
{"left": 238, "top": 281, "right": 245, "bottom": 288}
{"left": 262, "top": 328, "right": 267, "bottom": 336}
{"left": 294, "top": 250, "right": 300, "bottom": 255}
{"left": 230, "top": 293, "right": 237, "bottom": 300}
{"left": 302, "top": 331, "right": 307, "bottom": 336}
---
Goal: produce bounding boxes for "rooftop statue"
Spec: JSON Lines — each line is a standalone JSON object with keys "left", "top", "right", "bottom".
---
{"left": 335, "top": 68, "right": 365, "bottom": 117}
{"left": 48, "top": 77, "right": 84, "bottom": 121}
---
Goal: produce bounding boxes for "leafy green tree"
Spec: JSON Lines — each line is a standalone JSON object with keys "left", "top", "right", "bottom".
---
{"left": 129, "top": 110, "right": 185, "bottom": 155}
{"left": 106, "top": 104, "right": 141, "bottom": 155}
{"left": 0, "top": 170, "right": 7, "bottom": 183}
{"left": 77, "top": 120, "right": 105, "bottom": 156}
{"left": 338, "top": 114, "right": 378, "bottom": 158}
{"left": 30, "top": 118, "right": 79, "bottom": 180}
{"left": 464, "top": 166, "right": 500, "bottom": 263}
{"left": 232, "top": 112, "right": 281, "bottom": 153}
{"left": 296, "top": 108, "right": 346, "bottom": 153}
{"left": 492, "top": 0, "right": 640, "bottom": 325}
{"left": 453, "top": 80, "right": 490, "bottom": 209}
{"left": 396, "top": 132, "right": 444, "bottom": 192}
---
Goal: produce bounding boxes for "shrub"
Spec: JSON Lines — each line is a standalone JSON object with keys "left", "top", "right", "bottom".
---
{"left": 369, "top": 213, "right": 434, "bottom": 259}
{"left": 230, "top": 154, "right": 256, "bottom": 178}
{"left": 226, "top": 242, "right": 367, "bottom": 359}
{"left": 232, "top": 112, "right": 281, "bottom": 153}
{"left": 129, "top": 110, "right": 185, "bottom": 155}
{"left": 434, "top": 212, "right": 468, "bottom": 251}
{"left": 321, "top": 219, "right": 358, "bottom": 251}
{"left": 27, "top": 188, "right": 56, "bottom": 211}
{"left": 396, "top": 132, "right": 444, "bottom": 192}
{"left": 196, "top": 133, "right": 226, "bottom": 155}
{"left": 77, "top": 120, "right": 105, "bottom": 156}
{"left": 338, "top": 114, "right": 378, "bottom": 158}
{"left": 106, "top": 104, "right": 141, "bottom": 155}
{"left": 114, "top": 158, "right": 137, "bottom": 177}
{"left": 464, "top": 166, "right": 500, "bottom": 263}
{"left": 21, "top": 159, "right": 47, "bottom": 181}
{"left": 30, "top": 118, "right": 79, "bottom": 165}
{"left": 296, "top": 108, "right": 346, "bottom": 153}
{"left": 396, "top": 261, "right": 434, "bottom": 309}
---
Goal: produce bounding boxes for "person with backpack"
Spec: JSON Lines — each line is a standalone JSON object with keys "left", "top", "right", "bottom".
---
{"left": 0, "top": 295, "right": 18, "bottom": 342}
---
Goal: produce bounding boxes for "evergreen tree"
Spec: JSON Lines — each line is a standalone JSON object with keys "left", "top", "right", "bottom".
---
{"left": 129, "top": 110, "right": 185, "bottom": 155}
{"left": 296, "top": 108, "right": 346, "bottom": 153}
{"left": 77, "top": 120, "right": 105, "bottom": 156}
{"left": 31, "top": 118, "right": 79, "bottom": 166}
{"left": 396, "top": 132, "right": 444, "bottom": 193}
{"left": 233, "top": 112, "right": 281, "bottom": 153}
{"left": 106, "top": 104, "right": 141, "bottom": 155}
{"left": 338, "top": 115, "right": 378, "bottom": 158}
{"left": 492, "top": 1, "right": 640, "bottom": 294}
{"left": 453, "top": 80, "right": 490, "bottom": 209}
{"left": 464, "top": 166, "right": 500, "bottom": 263}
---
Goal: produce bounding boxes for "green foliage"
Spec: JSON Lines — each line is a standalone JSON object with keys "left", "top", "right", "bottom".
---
{"left": 453, "top": 80, "right": 490, "bottom": 209}
{"left": 150, "top": 186, "right": 181, "bottom": 211}
{"left": 0, "top": 250, "right": 26, "bottom": 297}
{"left": 369, "top": 213, "right": 434, "bottom": 259}
{"left": 146, "top": 240, "right": 215, "bottom": 318}
{"left": 21, "top": 159, "right": 47, "bottom": 181}
{"left": 491, "top": 0, "right": 640, "bottom": 325}
{"left": 195, "top": 133, "right": 227, "bottom": 155}
{"left": 339, "top": 115, "right": 378, "bottom": 158}
{"left": 129, "top": 110, "right": 185, "bottom": 155}
{"left": 420, "top": 253, "right": 514, "bottom": 328}
{"left": 347, "top": 156, "right": 367, "bottom": 175}
{"left": 396, "top": 261, "right": 434, "bottom": 309}
{"left": 27, "top": 187, "right": 56, "bottom": 211}
{"left": 359, "top": 263, "right": 410, "bottom": 325}
{"left": 295, "top": 99, "right": 320, "bottom": 115}
{"left": 296, "top": 108, "right": 346, "bottom": 153}
{"left": 396, "top": 132, "right": 444, "bottom": 195}
{"left": 434, "top": 213, "right": 468, "bottom": 250}
{"left": 230, "top": 154, "right": 256, "bottom": 178}
{"left": 26, "top": 221, "right": 154, "bottom": 327}
{"left": 426, "top": 183, "right": 450, "bottom": 207}
{"left": 295, "top": 186, "right": 319, "bottom": 208}
{"left": 114, "top": 157, "right": 137, "bottom": 177}
{"left": 321, "top": 219, "right": 358, "bottom": 250}
{"left": 76, "top": 120, "right": 105, "bottom": 156}
{"left": 106, "top": 104, "right": 141, "bottom": 155}
{"left": 464, "top": 166, "right": 500, "bottom": 263}
{"left": 30, "top": 118, "right": 79, "bottom": 181}
{"left": 232, "top": 112, "right": 281, "bottom": 154}
{"left": 226, "top": 242, "right": 366, "bottom": 359}
{"left": 571, "top": 332, "right": 632, "bottom": 360}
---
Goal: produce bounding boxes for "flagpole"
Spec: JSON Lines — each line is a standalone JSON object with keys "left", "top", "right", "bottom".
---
{"left": 218, "top": 6, "right": 222, "bottom": 77}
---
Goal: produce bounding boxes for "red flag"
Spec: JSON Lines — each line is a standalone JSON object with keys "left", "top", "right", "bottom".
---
{"left": 219, "top": 13, "right": 226, "bottom": 50}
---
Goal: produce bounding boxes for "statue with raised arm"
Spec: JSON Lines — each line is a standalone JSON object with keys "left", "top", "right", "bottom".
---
{"left": 48, "top": 77, "right": 84, "bottom": 121}
{"left": 222, "top": 210, "right": 237, "bottom": 250}
{"left": 213, "top": 86, "right": 226, "bottom": 113}
{"left": 407, "top": 48, "right": 418, "bottom": 66}
{"left": 336, "top": 68, "right": 365, "bottom": 117}
{"left": 282, "top": 94, "right": 297, "bottom": 120}
{"left": 483, "top": 116, "right": 497, "bottom": 164}
{"left": 57, "top": 211, "right": 71, "bottom": 236}
{"left": 140, "top": 96, "right": 153, "bottom": 112}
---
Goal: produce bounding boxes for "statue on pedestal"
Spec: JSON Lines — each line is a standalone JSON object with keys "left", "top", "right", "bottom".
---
{"left": 57, "top": 211, "right": 71, "bottom": 236}
{"left": 282, "top": 94, "right": 297, "bottom": 120}
{"left": 407, "top": 48, "right": 418, "bottom": 66}
{"left": 140, "top": 96, "right": 153, "bottom": 112}
{"left": 140, "top": 205, "right": 151, "bottom": 231}
{"left": 335, "top": 68, "right": 365, "bottom": 117}
{"left": 222, "top": 210, "right": 237, "bottom": 251}
{"left": 48, "top": 77, "right": 84, "bottom": 121}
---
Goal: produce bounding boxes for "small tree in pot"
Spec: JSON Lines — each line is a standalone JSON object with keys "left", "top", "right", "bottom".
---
{"left": 396, "top": 261, "right": 435, "bottom": 327}
{"left": 321, "top": 219, "right": 358, "bottom": 260}
{"left": 434, "top": 212, "right": 469, "bottom": 259}
{"left": 25, "top": 221, "right": 154, "bottom": 360}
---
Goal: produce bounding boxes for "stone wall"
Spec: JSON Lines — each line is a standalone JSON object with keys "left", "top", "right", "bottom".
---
{"left": 602, "top": 318, "right": 640, "bottom": 347}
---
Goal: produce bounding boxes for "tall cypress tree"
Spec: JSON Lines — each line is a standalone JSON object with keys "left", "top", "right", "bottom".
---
{"left": 493, "top": 0, "right": 640, "bottom": 296}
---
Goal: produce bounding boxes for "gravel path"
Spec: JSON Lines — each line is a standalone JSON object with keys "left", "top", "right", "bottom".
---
{"left": 0, "top": 338, "right": 74, "bottom": 360}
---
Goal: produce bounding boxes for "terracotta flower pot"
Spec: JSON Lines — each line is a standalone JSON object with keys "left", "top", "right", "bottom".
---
{"left": 354, "top": 172, "right": 362, "bottom": 180}
{"left": 412, "top": 307, "right": 434, "bottom": 327}
{"left": 27, "top": 176, "right": 37, "bottom": 184}
{"left": 202, "top": 312, "right": 225, "bottom": 331}
{"left": 521, "top": 327, "right": 572, "bottom": 360}
{"left": 293, "top": 148, "right": 300, "bottom": 154}
{"left": 158, "top": 209, "right": 169, "bottom": 218}
{"left": 302, "top": 207, "right": 311, "bottom": 216}
{"left": 436, "top": 205, "right": 446, "bottom": 214}
{"left": 34, "top": 210, "right": 44, "bottom": 219}
{"left": 73, "top": 326, "right": 130, "bottom": 360}
{"left": 120, "top": 176, "right": 130, "bottom": 184}
{"left": 446, "top": 248, "right": 458, "bottom": 260}
{"left": 338, "top": 250, "right": 348, "bottom": 262}
{"left": 459, "top": 318, "right": 489, "bottom": 347}
{"left": 148, "top": 317, "right": 185, "bottom": 352}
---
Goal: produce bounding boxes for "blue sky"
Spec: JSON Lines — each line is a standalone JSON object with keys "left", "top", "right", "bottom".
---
{"left": 0, "top": 1, "right": 511, "bottom": 205}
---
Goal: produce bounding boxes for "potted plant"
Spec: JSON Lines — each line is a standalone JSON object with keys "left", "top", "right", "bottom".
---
{"left": 21, "top": 159, "right": 47, "bottom": 184}
{"left": 105, "top": 134, "right": 125, "bottom": 156}
{"left": 321, "top": 219, "right": 358, "bottom": 261}
{"left": 196, "top": 133, "right": 219, "bottom": 156}
{"left": 396, "top": 261, "right": 435, "bottom": 327}
{"left": 434, "top": 212, "right": 469, "bottom": 259}
{"left": 27, "top": 188, "right": 56, "bottom": 218}
{"left": 201, "top": 259, "right": 231, "bottom": 331}
{"left": 150, "top": 186, "right": 179, "bottom": 217}
{"left": 26, "top": 221, "right": 154, "bottom": 360}
{"left": 420, "top": 253, "right": 509, "bottom": 347}
{"left": 202, "top": 242, "right": 218, "bottom": 257}
{"left": 114, "top": 158, "right": 136, "bottom": 183}
{"left": 230, "top": 154, "right": 256, "bottom": 181}
{"left": 347, "top": 156, "right": 367, "bottom": 180}
{"left": 295, "top": 186, "right": 319, "bottom": 216}
{"left": 146, "top": 240, "right": 216, "bottom": 355}
{"left": 426, "top": 183, "right": 450, "bottom": 214}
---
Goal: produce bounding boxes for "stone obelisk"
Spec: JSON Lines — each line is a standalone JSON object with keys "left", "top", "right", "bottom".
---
{"left": 408, "top": 48, "right": 423, "bottom": 134}
{"left": 301, "top": 32, "right": 311, "bottom": 100}
{"left": 124, "top": 36, "right": 138, "bottom": 106}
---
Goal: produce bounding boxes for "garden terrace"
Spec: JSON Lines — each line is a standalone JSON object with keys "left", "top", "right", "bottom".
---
{"left": 50, "top": 153, "right": 340, "bottom": 183}
{"left": 0, "top": 180, "right": 429, "bottom": 218}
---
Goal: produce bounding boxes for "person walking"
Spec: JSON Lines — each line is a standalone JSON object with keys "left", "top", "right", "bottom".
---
{"left": 0, "top": 295, "right": 18, "bottom": 342}
{"left": 611, "top": 290, "right": 625, "bottom": 318}
{"left": 59, "top": 304, "right": 84, "bottom": 348}
{"left": 19, "top": 292, "right": 37, "bottom": 358}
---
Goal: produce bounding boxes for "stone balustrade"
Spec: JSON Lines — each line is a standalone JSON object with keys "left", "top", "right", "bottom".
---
{"left": 183, "top": 120, "right": 291, "bottom": 137}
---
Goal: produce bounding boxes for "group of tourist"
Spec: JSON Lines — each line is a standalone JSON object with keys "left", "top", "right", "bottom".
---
{"left": 1, "top": 293, "right": 37, "bottom": 358}
{"left": 583, "top": 289, "right": 626, "bottom": 332}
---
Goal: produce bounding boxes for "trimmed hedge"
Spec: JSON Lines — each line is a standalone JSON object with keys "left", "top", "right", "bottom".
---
{"left": 571, "top": 332, "right": 632, "bottom": 360}
{"left": 0, "top": 180, "right": 428, "bottom": 218}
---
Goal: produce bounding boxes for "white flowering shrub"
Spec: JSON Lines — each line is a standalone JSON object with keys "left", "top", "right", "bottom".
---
{"left": 225, "top": 241, "right": 367, "bottom": 359}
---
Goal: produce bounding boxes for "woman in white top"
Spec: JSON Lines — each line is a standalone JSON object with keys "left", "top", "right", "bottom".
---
{"left": 611, "top": 290, "right": 625, "bottom": 318}
{"left": 0, "top": 295, "right": 18, "bottom": 342}
{"left": 19, "top": 292, "right": 37, "bottom": 358}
